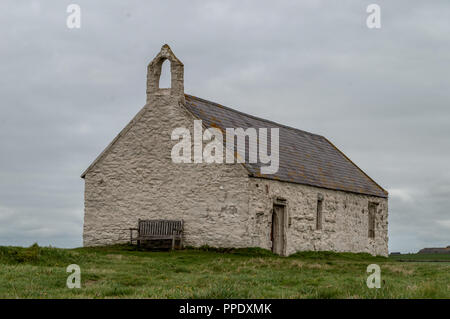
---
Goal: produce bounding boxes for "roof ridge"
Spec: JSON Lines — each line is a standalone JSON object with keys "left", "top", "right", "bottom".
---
{"left": 185, "top": 94, "right": 323, "bottom": 138}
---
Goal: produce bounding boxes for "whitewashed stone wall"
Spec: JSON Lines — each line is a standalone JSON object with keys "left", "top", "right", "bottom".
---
{"left": 83, "top": 92, "right": 253, "bottom": 248}
{"left": 247, "top": 178, "right": 389, "bottom": 256}
{"left": 83, "top": 94, "right": 388, "bottom": 256}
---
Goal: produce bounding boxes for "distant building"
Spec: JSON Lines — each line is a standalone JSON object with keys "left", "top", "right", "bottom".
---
{"left": 418, "top": 246, "right": 450, "bottom": 254}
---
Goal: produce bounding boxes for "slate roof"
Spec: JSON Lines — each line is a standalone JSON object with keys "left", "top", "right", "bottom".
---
{"left": 184, "top": 94, "right": 388, "bottom": 198}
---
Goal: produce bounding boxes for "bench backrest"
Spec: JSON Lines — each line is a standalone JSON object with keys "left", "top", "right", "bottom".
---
{"left": 138, "top": 219, "right": 183, "bottom": 236}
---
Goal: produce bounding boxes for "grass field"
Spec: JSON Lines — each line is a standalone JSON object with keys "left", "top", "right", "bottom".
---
{"left": 0, "top": 244, "right": 448, "bottom": 298}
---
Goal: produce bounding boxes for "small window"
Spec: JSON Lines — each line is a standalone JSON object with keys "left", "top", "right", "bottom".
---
{"left": 316, "top": 197, "right": 323, "bottom": 230}
{"left": 368, "top": 202, "right": 376, "bottom": 238}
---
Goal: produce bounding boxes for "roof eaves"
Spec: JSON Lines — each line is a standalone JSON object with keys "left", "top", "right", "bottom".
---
{"left": 249, "top": 174, "right": 387, "bottom": 198}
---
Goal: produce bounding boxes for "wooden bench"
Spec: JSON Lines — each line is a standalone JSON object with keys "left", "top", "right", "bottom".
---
{"left": 129, "top": 219, "right": 184, "bottom": 250}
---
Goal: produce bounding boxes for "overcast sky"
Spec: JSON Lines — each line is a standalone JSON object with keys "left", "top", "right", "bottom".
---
{"left": 0, "top": 1, "right": 449, "bottom": 252}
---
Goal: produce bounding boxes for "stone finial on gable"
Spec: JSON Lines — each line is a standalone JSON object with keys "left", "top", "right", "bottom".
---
{"left": 147, "top": 44, "right": 184, "bottom": 103}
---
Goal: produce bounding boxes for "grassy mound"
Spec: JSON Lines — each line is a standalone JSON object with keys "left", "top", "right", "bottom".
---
{"left": 0, "top": 244, "right": 448, "bottom": 298}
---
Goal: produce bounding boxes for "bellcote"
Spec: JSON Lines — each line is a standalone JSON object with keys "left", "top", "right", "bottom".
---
{"left": 146, "top": 44, "right": 184, "bottom": 103}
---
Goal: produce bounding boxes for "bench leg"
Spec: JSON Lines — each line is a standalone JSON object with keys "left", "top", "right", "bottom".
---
{"left": 171, "top": 234, "right": 175, "bottom": 250}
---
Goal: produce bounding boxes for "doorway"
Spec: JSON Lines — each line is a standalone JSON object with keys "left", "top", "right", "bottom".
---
{"left": 271, "top": 203, "right": 286, "bottom": 255}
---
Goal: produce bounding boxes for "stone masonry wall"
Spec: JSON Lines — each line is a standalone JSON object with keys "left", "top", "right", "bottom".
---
{"left": 248, "top": 178, "right": 388, "bottom": 256}
{"left": 83, "top": 45, "right": 388, "bottom": 256}
{"left": 83, "top": 92, "right": 253, "bottom": 248}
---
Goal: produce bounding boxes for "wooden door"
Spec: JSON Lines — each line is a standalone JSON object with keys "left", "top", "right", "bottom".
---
{"left": 272, "top": 204, "right": 286, "bottom": 255}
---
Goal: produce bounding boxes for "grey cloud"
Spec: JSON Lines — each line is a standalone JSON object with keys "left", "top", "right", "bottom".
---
{"left": 0, "top": 0, "right": 449, "bottom": 252}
